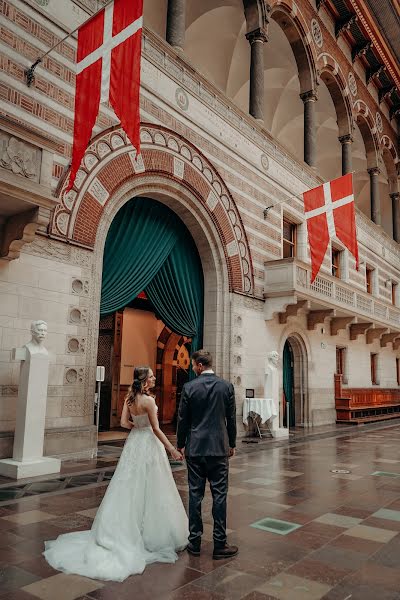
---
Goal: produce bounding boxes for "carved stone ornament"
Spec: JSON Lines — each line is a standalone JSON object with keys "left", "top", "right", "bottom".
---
{"left": 348, "top": 72, "right": 357, "bottom": 97}
{"left": 311, "top": 19, "right": 323, "bottom": 48}
{"left": 375, "top": 112, "right": 383, "bottom": 133}
{"left": 0, "top": 134, "right": 39, "bottom": 181}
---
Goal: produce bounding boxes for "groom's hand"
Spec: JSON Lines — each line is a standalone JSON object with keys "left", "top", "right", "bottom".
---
{"left": 229, "top": 448, "right": 236, "bottom": 458}
{"left": 178, "top": 448, "right": 185, "bottom": 459}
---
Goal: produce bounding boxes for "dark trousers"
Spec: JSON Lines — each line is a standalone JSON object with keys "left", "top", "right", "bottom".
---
{"left": 186, "top": 456, "right": 229, "bottom": 549}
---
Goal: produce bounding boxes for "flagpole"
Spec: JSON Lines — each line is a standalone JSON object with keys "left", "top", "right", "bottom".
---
{"left": 24, "top": 0, "right": 115, "bottom": 87}
{"left": 263, "top": 170, "right": 360, "bottom": 218}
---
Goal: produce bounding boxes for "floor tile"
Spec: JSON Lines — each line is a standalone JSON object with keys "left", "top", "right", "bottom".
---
{"left": 245, "top": 478, "right": 278, "bottom": 486}
{"left": 193, "top": 566, "right": 266, "bottom": 600}
{"left": 250, "top": 517, "right": 302, "bottom": 535}
{"left": 245, "top": 488, "right": 283, "bottom": 498}
{"left": 344, "top": 524, "right": 398, "bottom": 543}
{"left": 77, "top": 508, "right": 98, "bottom": 519}
{"left": 314, "top": 513, "right": 362, "bottom": 528}
{"left": 0, "top": 565, "right": 42, "bottom": 593}
{"left": 372, "top": 508, "right": 400, "bottom": 522}
{"left": 2, "top": 511, "right": 56, "bottom": 526}
{"left": 371, "top": 471, "right": 400, "bottom": 478}
{"left": 228, "top": 487, "right": 247, "bottom": 496}
{"left": 256, "top": 573, "right": 332, "bottom": 600}
{"left": 22, "top": 573, "right": 103, "bottom": 600}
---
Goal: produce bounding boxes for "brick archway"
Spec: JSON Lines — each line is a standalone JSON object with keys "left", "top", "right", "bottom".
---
{"left": 52, "top": 123, "right": 254, "bottom": 295}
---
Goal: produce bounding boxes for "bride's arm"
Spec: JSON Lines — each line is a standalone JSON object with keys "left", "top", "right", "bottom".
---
{"left": 146, "top": 399, "right": 182, "bottom": 460}
{"left": 120, "top": 400, "right": 134, "bottom": 429}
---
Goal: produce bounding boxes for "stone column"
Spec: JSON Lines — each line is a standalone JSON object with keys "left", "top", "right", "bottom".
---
{"left": 339, "top": 134, "right": 353, "bottom": 175}
{"left": 166, "top": 0, "right": 185, "bottom": 51}
{"left": 246, "top": 29, "right": 268, "bottom": 122}
{"left": 368, "top": 167, "right": 381, "bottom": 225}
{"left": 300, "top": 90, "right": 318, "bottom": 168}
{"left": 390, "top": 192, "right": 400, "bottom": 242}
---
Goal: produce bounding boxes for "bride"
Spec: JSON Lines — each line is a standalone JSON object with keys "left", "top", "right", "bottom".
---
{"left": 44, "top": 366, "right": 189, "bottom": 582}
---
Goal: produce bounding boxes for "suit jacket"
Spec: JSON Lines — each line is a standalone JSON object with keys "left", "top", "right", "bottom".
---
{"left": 176, "top": 373, "right": 236, "bottom": 457}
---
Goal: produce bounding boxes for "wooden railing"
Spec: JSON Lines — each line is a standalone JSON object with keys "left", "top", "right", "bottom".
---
{"left": 334, "top": 374, "right": 400, "bottom": 423}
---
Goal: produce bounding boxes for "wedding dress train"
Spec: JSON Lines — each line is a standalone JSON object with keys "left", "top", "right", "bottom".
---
{"left": 44, "top": 412, "right": 189, "bottom": 582}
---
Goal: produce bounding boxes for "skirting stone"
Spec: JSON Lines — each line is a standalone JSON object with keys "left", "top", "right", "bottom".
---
{"left": 311, "top": 408, "right": 337, "bottom": 426}
{"left": 0, "top": 456, "right": 61, "bottom": 479}
{"left": 0, "top": 426, "right": 97, "bottom": 460}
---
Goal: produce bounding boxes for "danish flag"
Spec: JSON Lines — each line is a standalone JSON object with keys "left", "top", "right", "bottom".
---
{"left": 66, "top": 0, "right": 143, "bottom": 192}
{"left": 303, "top": 173, "right": 359, "bottom": 283}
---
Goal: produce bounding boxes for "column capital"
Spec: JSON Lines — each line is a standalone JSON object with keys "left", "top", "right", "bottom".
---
{"left": 367, "top": 167, "right": 380, "bottom": 176}
{"left": 300, "top": 90, "right": 318, "bottom": 103}
{"left": 390, "top": 191, "right": 400, "bottom": 200}
{"left": 338, "top": 134, "right": 353, "bottom": 145}
{"left": 246, "top": 28, "right": 268, "bottom": 45}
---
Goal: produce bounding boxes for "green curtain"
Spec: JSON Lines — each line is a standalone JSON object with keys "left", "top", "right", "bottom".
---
{"left": 283, "top": 341, "right": 295, "bottom": 427}
{"left": 100, "top": 197, "right": 204, "bottom": 354}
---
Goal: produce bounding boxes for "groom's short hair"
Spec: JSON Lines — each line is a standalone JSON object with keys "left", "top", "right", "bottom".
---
{"left": 192, "top": 349, "right": 213, "bottom": 368}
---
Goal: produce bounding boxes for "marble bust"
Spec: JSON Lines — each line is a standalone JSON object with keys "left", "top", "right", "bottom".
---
{"left": 264, "top": 350, "right": 279, "bottom": 401}
{"left": 26, "top": 320, "right": 48, "bottom": 355}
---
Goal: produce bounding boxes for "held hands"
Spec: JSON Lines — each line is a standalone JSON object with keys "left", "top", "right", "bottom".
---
{"left": 170, "top": 447, "right": 184, "bottom": 461}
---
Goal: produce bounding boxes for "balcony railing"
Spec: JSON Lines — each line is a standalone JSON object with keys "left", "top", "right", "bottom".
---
{"left": 264, "top": 258, "right": 400, "bottom": 331}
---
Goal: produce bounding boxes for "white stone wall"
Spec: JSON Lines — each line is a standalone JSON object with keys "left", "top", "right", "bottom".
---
{"left": 0, "top": 237, "right": 97, "bottom": 458}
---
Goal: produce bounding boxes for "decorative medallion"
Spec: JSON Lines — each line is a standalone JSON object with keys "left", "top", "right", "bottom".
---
{"left": 311, "top": 19, "right": 323, "bottom": 48}
{"left": 261, "top": 154, "right": 269, "bottom": 172}
{"left": 175, "top": 87, "right": 189, "bottom": 111}
{"left": 376, "top": 112, "right": 383, "bottom": 133}
{"left": 348, "top": 72, "right": 357, "bottom": 97}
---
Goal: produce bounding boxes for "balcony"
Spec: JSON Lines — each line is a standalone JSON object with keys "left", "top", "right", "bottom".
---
{"left": 0, "top": 116, "right": 58, "bottom": 260}
{"left": 264, "top": 258, "right": 400, "bottom": 345}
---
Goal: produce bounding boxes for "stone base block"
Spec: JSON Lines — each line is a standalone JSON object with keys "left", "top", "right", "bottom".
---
{"left": 0, "top": 456, "right": 61, "bottom": 479}
{"left": 270, "top": 427, "right": 289, "bottom": 440}
{"left": 311, "top": 408, "right": 336, "bottom": 426}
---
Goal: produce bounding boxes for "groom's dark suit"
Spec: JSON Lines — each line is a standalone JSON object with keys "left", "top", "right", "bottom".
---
{"left": 176, "top": 372, "right": 236, "bottom": 549}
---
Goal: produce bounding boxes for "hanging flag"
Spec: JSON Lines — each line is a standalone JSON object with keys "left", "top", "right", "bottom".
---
{"left": 303, "top": 173, "right": 359, "bottom": 283}
{"left": 66, "top": 0, "right": 143, "bottom": 192}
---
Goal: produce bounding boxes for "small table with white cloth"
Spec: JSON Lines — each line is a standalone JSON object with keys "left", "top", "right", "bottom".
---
{"left": 242, "top": 397, "right": 278, "bottom": 438}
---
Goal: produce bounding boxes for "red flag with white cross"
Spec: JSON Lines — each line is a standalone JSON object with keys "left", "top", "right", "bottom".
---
{"left": 66, "top": 0, "right": 143, "bottom": 192}
{"left": 303, "top": 173, "right": 359, "bottom": 283}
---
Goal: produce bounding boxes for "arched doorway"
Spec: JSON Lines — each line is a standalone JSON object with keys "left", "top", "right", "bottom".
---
{"left": 96, "top": 196, "right": 204, "bottom": 431}
{"left": 283, "top": 335, "right": 308, "bottom": 428}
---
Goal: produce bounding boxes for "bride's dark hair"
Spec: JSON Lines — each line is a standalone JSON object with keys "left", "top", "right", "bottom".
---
{"left": 125, "top": 366, "right": 153, "bottom": 406}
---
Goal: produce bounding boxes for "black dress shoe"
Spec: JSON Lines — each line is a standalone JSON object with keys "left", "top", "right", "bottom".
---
{"left": 212, "top": 544, "right": 238, "bottom": 560}
{"left": 186, "top": 543, "right": 201, "bottom": 557}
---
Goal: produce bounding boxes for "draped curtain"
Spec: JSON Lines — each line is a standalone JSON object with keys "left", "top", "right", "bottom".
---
{"left": 100, "top": 197, "right": 204, "bottom": 354}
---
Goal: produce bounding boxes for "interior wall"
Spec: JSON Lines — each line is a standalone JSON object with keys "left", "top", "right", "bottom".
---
{"left": 120, "top": 308, "right": 164, "bottom": 385}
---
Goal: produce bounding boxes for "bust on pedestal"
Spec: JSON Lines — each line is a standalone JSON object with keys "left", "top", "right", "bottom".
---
{"left": 0, "top": 321, "right": 61, "bottom": 479}
{"left": 264, "top": 350, "right": 289, "bottom": 439}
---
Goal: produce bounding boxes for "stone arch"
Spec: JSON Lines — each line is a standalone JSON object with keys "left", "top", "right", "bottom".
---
{"left": 317, "top": 53, "right": 353, "bottom": 137}
{"left": 353, "top": 100, "right": 380, "bottom": 168}
{"left": 381, "top": 136, "right": 399, "bottom": 193}
{"left": 270, "top": 0, "right": 318, "bottom": 94}
{"left": 52, "top": 123, "right": 253, "bottom": 296}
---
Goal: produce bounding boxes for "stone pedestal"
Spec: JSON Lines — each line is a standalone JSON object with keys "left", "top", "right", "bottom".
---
{"left": 0, "top": 322, "right": 61, "bottom": 479}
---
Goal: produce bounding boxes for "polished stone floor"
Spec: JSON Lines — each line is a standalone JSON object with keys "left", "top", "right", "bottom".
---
{"left": 2, "top": 422, "right": 400, "bottom": 599}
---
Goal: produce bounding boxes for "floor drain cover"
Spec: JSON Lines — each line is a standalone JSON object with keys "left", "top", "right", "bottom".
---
{"left": 331, "top": 469, "right": 351, "bottom": 474}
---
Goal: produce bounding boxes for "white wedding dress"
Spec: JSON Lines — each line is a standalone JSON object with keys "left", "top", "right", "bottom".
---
{"left": 44, "top": 412, "right": 189, "bottom": 582}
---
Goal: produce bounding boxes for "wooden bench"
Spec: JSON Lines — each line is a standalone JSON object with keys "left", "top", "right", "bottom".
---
{"left": 334, "top": 374, "right": 400, "bottom": 424}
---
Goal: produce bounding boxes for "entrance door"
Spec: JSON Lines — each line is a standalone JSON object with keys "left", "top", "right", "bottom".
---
{"left": 283, "top": 340, "right": 295, "bottom": 427}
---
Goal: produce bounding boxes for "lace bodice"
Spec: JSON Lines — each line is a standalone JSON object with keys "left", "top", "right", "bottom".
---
{"left": 131, "top": 413, "right": 151, "bottom": 429}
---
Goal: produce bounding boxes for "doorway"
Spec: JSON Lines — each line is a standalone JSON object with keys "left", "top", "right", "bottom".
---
{"left": 283, "top": 335, "right": 308, "bottom": 427}
{"left": 96, "top": 197, "right": 204, "bottom": 431}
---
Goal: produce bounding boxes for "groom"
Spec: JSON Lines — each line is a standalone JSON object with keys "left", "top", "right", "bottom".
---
{"left": 177, "top": 349, "right": 238, "bottom": 560}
